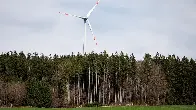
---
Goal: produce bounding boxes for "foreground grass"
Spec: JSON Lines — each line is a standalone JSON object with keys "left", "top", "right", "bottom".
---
{"left": 0, "top": 105, "right": 196, "bottom": 110}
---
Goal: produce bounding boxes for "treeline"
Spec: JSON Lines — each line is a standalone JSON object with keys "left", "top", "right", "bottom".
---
{"left": 0, "top": 50, "right": 196, "bottom": 108}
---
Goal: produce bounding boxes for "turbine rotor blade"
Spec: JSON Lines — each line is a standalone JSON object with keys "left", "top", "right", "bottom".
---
{"left": 87, "top": 20, "right": 98, "bottom": 46}
{"left": 86, "top": 0, "right": 100, "bottom": 18}
{"left": 59, "top": 11, "right": 84, "bottom": 19}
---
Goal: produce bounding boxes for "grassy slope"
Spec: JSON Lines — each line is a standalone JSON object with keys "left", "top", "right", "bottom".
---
{"left": 0, "top": 106, "right": 196, "bottom": 110}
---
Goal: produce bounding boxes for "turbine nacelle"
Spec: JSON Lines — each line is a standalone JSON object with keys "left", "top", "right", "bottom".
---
{"left": 82, "top": 18, "right": 88, "bottom": 21}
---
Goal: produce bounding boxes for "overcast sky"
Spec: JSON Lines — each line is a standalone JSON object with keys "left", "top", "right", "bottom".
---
{"left": 1, "top": 0, "right": 196, "bottom": 60}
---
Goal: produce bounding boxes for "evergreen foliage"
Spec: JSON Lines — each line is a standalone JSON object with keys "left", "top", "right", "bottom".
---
{"left": 26, "top": 79, "right": 52, "bottom": 108}
{"left": 0, "top": 50, "right": 195, "bottom": 107}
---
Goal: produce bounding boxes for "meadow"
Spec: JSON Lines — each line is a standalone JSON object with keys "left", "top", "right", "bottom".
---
{"left": 0, "top": 106, "right": 196, "bottom": 110}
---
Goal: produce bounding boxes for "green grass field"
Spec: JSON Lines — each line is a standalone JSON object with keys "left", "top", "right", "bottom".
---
{"left": 0, "top": 106, "right": 196, "bottom": 110}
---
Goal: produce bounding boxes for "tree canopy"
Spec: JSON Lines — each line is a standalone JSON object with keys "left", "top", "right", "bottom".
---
{"left": 0, "top": 50, "right": 195, "bottom": 107}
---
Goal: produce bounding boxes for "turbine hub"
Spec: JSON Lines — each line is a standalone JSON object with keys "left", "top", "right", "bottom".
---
{"left": 83, "top": 18, "right": 88, "bottom": 21}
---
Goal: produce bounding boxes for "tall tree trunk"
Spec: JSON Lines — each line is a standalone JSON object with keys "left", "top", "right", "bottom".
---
{"left": 91, "top": 68, "right": 93, "bottom": 103}
{"left": 130, "top": 79, "right": 133, "bottom": 103}
{"left": 109, "top": 81, "right": 111, "bottom": 104}
{"left": 83, "top": 80, "right": 85, "bottom": 90}
{"left": 94, "top": 85, "right": 96, "bottom": 102}
{"left": 115, "top": 72, "right": 117, "bottom": 104}
{"left": 96, "top": 69, "right": 98, "bottom": 98}
{"left": 115, "top": 90, "right": 117, "bottom": 103}
{"left": 66, "top": 78, "right": 70, "bottom": 104}
{"left": 99, "top": 88, "right": 101, "bottom": 103}
{"left": 78, "top": 73, "right": 80, "bottom": 105}
{"left": 123, "top": 89, "right": 125, "bottom": 103}
{"left": 107, "top": 67, "right": 110, "bottom": 104}
{"left": 136, "top": 78, "right": 139, "bottom": 104}
{"left": 105, "top": 70, "right": 108, "bottom": 104}
{"left": 120, "top": 87, "right": 122, "bottom": 103}
{"left": 98, "top": 75, "right": 100, "bottom": 103}
{"left": 126, "top": 74, "right": 129, "bottom": 103}
{"left": 74, "top": 81, "right": 76, "bottom": 105}
{"left": 90, "top": 91, "right": 93, "bottom": 103}
{"left": 103, "top": 70, "right": 105, "bottom": 105}
{"left": 118, "top": 90, "right": 120, "bottom": 103}
{"left": 88, "top": 66, "right": 90, "bottom": 103}
{"left": 82, "top": 79, "right": 84, "bottom": 104}
{"left": 82, "top": 80, "right": 85, "bottom": 105}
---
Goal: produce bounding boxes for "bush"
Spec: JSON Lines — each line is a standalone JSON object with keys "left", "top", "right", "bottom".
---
{"left": 26, "top": 80, "right": 52, "bottom": 108}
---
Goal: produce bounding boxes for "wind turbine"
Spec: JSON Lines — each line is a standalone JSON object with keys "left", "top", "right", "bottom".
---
{"left": 59, "top": 0, "right": 100, "bottom": 55}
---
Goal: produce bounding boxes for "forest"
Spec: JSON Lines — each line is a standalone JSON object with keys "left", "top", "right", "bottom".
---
{"left": 0, "top": 50, "right": 196, "bottom": 108}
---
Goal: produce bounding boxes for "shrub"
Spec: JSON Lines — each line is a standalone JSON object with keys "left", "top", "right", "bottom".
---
{"left": 26, "top": 80, "right": 52, "bottom": 108}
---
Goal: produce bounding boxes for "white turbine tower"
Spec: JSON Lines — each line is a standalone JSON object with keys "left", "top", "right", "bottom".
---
{"left": 59, "top": 0, "right": 100, "bottom": 55}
